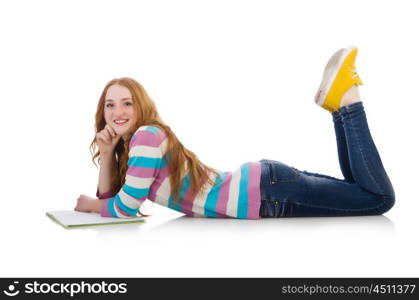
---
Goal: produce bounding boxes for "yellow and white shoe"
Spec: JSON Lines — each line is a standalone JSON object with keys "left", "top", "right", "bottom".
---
{"left": 314, "top": 46, "right": 363, "bottom": 112}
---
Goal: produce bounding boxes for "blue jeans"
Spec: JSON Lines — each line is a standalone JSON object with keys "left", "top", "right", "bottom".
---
{"left": 259, "top": 102, "right": 395, "bottom": 217}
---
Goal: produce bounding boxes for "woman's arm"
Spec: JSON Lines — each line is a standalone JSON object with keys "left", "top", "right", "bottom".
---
{"left": 97, "top": 152, "right": 117, "bottom": 195}
{"left": 100, "top": 126, "right": 166, "bottom": 218}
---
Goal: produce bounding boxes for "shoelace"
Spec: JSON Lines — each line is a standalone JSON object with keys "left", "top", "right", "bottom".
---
{"left": 351, "top": 68, "right": 359, "bottom": 79}
{"left": 348, "top": 62, "right": 359, "bottom": 79}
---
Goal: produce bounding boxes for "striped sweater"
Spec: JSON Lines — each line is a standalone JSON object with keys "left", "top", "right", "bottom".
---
{"left": 98, "top": 125, "right": 262, "bottom": 219}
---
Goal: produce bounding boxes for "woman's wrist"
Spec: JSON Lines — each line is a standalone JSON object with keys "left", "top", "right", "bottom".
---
{"left": 90, "top": 199, "right": 103, "bottom": 214}
{"left": 99, "top": 151, "right": 115, "bottom": 160}
{"left": 97, "top": 151, "right": 117, "bottom": 197}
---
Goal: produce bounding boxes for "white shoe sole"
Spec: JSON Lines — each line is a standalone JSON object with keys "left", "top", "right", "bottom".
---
{"left": 314, "top": 46, "right": 357, "bottom": 107}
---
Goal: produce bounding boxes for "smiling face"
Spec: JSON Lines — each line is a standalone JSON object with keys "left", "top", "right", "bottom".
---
{"left": 104, "top": 84, "right": 136, "bottom": 140}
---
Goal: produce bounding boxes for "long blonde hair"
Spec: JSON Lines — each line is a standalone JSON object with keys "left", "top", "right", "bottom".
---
{"left": 90, "top": 77, "right": 218, "bottom": 206}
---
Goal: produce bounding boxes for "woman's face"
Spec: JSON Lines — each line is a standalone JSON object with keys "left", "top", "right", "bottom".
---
{"left": 104, "top": 84, "right": 136, "bottom": 140}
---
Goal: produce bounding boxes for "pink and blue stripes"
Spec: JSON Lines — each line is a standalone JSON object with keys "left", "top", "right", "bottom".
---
{"left": 100, "top": 125, "right": 262, "bottom": 219}
{"left": 100, "top": 125, "right": 166, "bottom": 218}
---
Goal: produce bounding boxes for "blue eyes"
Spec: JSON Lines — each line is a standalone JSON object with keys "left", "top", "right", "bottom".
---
{"left": 105, "top": 102, "right": 133, "bottom": 108}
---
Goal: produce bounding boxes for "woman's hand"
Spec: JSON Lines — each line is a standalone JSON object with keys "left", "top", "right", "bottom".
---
{"left": 96, "top": 124, "right": 121, "bottom": 155}
{"left": 74, "top": 194, "right": 97, "bottom": 213}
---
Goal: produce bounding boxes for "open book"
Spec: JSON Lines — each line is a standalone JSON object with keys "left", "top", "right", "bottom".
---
{"left": 46, "top": 210, "right": 145, "bottom": 229}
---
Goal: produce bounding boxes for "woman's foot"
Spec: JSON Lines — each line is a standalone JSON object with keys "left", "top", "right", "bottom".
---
{"left": 314, "top": 46, "right": 363, "bottom": 113}
{"left": 340, "top": 85, "right": 361, "bottom": 108}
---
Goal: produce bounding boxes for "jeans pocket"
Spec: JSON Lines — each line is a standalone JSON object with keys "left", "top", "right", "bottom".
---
{"left": 267, "top": 160, "right": 299, "bottom": 184}
{"left": 260, "top": 199, "right": 294, "bottom": 218}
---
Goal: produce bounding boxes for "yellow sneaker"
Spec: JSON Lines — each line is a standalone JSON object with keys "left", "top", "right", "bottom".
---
{"left": 314, "top": 46, "right": 363, "bottom": 112}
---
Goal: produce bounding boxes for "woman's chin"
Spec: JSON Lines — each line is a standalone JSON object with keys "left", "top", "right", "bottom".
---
{"left": 118, "top": 129, "right": 131, "bottom": 140}
{"left": 112, "top": 123, "right": 135, "bottom": 139}
{"left": 118, "top": 130, "right": 128, "bottom": 137}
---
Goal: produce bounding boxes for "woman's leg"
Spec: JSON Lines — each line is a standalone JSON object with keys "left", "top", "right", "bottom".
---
{"left": 332, "top": 110, "right": 355, "bottom": 182}
{"left": 339, "top": 101, "right": 395, "bottom": 200}
{"left": 331, "top": 83, "right": 364, "bottom": 182}
{"left": 259, "top": 102, "right": 395, "bottom": 218}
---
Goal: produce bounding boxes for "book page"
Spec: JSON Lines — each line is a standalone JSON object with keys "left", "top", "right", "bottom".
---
{"left": 46, "top": 210, "right": 145, "bottom": 227}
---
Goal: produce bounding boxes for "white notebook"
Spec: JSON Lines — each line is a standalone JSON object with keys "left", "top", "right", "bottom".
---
{"left": 46, "top": 210, "right": 145, "bottom": 229}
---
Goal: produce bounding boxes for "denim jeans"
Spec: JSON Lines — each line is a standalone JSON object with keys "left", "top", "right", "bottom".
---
{"left": 259, "top": 101, "right": 395, "bottom": 217}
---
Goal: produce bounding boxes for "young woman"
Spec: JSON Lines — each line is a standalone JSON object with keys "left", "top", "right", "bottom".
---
{"left": 74, "top": 46, "right": 395, "bottom": 219}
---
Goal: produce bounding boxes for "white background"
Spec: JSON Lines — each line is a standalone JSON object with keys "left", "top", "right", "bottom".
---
{"left": 1, "top": 0, "right": 418, "bottom": 277}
